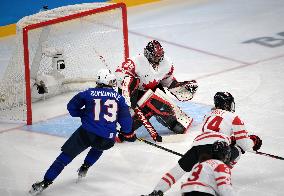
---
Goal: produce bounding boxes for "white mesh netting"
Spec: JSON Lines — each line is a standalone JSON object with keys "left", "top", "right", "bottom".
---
{"left": 0, "top": 3, "right": 127, "bottom": 123}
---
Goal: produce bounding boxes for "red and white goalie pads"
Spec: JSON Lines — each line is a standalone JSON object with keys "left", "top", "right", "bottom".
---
{"left": 137, "top": 88, "right": 193, "bottom": 131}
{"left": 168, "top": 80, "right": 198, "bottom": 101}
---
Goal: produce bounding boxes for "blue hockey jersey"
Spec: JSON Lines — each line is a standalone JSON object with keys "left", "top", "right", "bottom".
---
{"left": 67, "top": 87, "right": 132, "bottom": 140}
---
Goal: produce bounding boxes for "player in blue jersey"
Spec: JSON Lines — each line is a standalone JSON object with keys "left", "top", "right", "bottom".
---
{"left": 29, "top": 69, "right": 133, "bottom": 195}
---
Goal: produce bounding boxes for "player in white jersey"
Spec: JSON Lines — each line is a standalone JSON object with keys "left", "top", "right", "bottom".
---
{"left": 203, "top": 92, "right": 262, "bottom": 167}
{"left": 115, "top": 40, "right": 198, "bottom": 142}
{"left": 181, "top": 141, "right": 234, "bottom": 196}
{"left": 143, "top": 141, "right": 234, "bottom": 196}
{"left": 143, "top": 92, "right": 262, "bottom": 196}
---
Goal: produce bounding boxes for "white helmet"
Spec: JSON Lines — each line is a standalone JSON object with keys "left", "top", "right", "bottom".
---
{"left": 96, "top": 68, "right": 117, "bottom": 87}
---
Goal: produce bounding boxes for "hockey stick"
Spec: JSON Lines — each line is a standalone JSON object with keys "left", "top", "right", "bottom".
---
{"left": 137, "top": 137, "right": 183, "bottom": 157}
{"left": 138, "top": 137, "right": 284, "bottom": 160}
{"left": 251, "top": 151, "right": 284, "bottom": 160}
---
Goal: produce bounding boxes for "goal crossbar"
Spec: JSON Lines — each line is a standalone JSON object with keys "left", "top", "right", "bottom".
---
{"left": 19, "top": 3, "right": 129, "bottom": 124}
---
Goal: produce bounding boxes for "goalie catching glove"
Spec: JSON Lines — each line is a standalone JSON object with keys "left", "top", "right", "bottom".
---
{"left": 168, "top": 80, "right": 198, "bottom": 101}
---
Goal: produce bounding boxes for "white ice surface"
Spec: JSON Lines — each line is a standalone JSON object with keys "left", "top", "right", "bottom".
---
{"left": 1, "top": 0, "right": 284, "bottom": 195}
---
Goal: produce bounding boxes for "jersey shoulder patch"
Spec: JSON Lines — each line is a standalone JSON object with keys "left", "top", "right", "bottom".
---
{"left": 232, "top": 115, "right": 244, "bottom": 125}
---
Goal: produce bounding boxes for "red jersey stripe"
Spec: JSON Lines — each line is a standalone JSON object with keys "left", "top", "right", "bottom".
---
{"left": 235, "top": 136, "right": 247, "bottom": 140}
{"left": 234, "top": 130, "right": 247, "bottom": 135}
{"left": 217, "top": 181, "right": 228, "bottom": 186}
{"left": 181, "top": 181, "right": 208, "bottom": 189}
{"left": 195, "top": 132, "right": 214, "bottom": 139}
{"left": 162, "top": 177, "right": 172, "bottom": 187}
{"left": 166, "top": 173, "right": 176, "bottom": 184}
{"left": 215, "top": 176, "right": 226, "bottom": 181}
{"left": 195, "top": 134, "right": 225, "bottom": 141}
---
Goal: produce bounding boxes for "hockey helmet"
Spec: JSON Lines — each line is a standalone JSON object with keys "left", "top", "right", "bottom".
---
{"left": 212, "top": 141, "right": 231, "bottom": 164}
{"left": 96, "top": 68, "right": 117, "bottom": 87}
{"left": 144, "top": 40, "right": 165, "bottom": 65}
{"left": 214, "top": 92, "right": 235, "bottom": 112}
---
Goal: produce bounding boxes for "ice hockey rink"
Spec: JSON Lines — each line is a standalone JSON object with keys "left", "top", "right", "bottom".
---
{"left": 1, "top": 0, "right": 284, "bottom": 195}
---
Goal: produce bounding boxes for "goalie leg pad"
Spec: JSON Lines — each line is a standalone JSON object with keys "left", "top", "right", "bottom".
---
{"left": 156, "top": 88, "right": 193, "bottom": 131}
{"left": 142, "top": 89, "right": 193, "bottom": 133}
{"left": 137, "top": 89, "right": 174, "bottom": 116}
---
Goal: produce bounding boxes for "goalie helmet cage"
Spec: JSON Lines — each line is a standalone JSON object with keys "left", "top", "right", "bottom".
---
{"left": 0, "top": 2, "right": 129, "bottom": 125}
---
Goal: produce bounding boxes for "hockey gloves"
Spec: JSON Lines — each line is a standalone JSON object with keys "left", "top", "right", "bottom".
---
{"left": 117, "top": 131, "right": 137, "bottom": 143}
{"left": 142, "top": 190, "right": 164, "bottom": 196}
{"left": 249, "top": 135, "right": 262, "bottom": 151}
{"left": 152, "top": 133, "right": 162, "bottom": 142}
{"left": 230, "top": 136, "right": 236, "bottom": 146}
{"left": 35, "top": 80, "right": 48, "bottom": 94}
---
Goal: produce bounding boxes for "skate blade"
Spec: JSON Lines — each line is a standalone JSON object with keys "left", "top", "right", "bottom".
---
{"left": 76, "top": 176, "right": 83, "bottom": 183}
{"left": 28, "top": 188, "right": 42, "bottom": 196}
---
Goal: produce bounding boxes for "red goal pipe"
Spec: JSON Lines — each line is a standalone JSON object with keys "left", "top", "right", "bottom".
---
{"left": 23, "top": 28, "right": 32, "bottom": 125}
{"left": 22, "top": 3, "right": 129, "bottom": 125}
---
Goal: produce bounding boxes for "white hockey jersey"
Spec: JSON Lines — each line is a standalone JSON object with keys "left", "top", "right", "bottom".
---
{"left": 181, "top": 159, "right": 235, "bottom": 196}
{"left": 115, "top": 54, "right": 175, "bottom": 91}
{"left": 196, "top": 108, "right": 254, "bottom": 152}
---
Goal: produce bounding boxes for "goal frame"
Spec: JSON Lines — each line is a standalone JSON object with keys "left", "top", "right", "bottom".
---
{"left": 22, "top": 3, "right": 129, "bottom": 125}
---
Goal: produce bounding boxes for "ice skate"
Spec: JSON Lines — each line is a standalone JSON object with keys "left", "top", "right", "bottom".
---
{"left": 76, "top": 164, "right": 90, "bottom": 183}
{"left": 29, "top": 180, "right": 52, "bottom": 195}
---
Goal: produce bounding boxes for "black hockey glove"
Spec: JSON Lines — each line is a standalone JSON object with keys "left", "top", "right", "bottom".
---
{"left": 35, "top": 81, "right": 48, "bottom": 94}
{"left": 141, "top": 190, "right": 164, "bottom": 196}
{"left": 117, "top": 131, "right": 137, "bottom": 142}
{"left": 230, "top": 136, "right": 236, "bottom": 146}
{"left": 152, "top": 133, "right": 162, "bottom": 142}
{"left": 249, "top": 135, "right": 262, "bottom": 151}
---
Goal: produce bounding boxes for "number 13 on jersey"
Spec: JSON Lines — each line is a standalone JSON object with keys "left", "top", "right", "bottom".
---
{"left": 93, "top": 99, "right": 118, "bottom": 122}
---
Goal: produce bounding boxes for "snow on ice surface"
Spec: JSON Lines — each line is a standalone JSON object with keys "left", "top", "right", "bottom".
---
{"left": 1, "top": 0, "right": 284, "bottom": 195}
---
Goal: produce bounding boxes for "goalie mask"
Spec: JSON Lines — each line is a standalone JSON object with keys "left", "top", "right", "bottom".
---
{"left": 96, "top": 69, "right": 117, "bottom": 87}
{"left": 144, "top": 40, "right": 165, "bottom": 67}
{"left": 212, "top": 141, "right": 231, "bottom": 164}
{"left": 214, "top": 92, "right": 235, "bottom": 112}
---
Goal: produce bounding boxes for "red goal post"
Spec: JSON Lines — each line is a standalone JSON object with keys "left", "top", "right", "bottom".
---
{"left": 0, "top": 3, "right": 129, "bottom": 125}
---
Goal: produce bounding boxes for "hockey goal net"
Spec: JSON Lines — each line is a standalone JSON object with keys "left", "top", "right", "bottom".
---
{"left": 0, "top": 2, "right": 129, "bottom": 124}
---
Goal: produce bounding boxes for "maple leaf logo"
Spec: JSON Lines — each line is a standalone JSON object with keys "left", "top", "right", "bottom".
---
{"left": 142, "top": 79, "right": 159, "bottom": 90}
